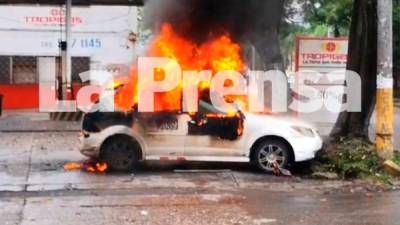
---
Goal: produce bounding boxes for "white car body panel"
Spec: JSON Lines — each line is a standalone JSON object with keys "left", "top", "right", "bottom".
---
{"left": 80, "top": 112, "right": 323, "bottom": 163}
{"left": 242, "top": 114, "right": 323, "bottom": 161}
{"left": 146, "top": 155, "right": 250, "bottom": 162}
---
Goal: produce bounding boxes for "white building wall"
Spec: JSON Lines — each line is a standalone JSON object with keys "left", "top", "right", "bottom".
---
{"left": 0, "top": 5, "right": 138, "bottom": 75}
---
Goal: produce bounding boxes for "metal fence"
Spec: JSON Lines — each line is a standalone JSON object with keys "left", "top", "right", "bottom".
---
{"left": 0, "top": 56, "right": 90, "bottom": 84}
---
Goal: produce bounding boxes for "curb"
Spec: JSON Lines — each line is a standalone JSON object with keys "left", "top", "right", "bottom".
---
{"left": 0, "top": 130, "right": 79, "bottom": 133}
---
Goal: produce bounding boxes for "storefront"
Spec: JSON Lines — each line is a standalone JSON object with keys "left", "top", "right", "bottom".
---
{"left": 0, "top": 5, "right": 138, "bottom": 109}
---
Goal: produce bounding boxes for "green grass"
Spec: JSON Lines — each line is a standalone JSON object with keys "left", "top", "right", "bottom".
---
{"left": 393, "top": 152, "right": 400, "bottom": 166}
{"left": 317, "top": 137, "right": 398, "bottom": 186}
{"left": 394, "top": 85, "right": 400, "bottom": 97}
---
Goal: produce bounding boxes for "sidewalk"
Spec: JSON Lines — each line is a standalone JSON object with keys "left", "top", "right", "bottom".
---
{"left": 0, "top": 109, "right": 80, "bottom": 132}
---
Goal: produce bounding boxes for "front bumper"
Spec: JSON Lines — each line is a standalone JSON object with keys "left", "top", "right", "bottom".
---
{"left": 290, "top": 135, "right": 323, "bottom": 162}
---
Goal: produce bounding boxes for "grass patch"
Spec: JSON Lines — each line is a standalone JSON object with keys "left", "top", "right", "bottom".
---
{"left": 393, "top": 152, "right": 400, "bottom": 166}
{"left": 394, "top": 89, "right": 400, "bottom": 98}
{"left": 317, "top": 137, "right": 399, "bottom": 185}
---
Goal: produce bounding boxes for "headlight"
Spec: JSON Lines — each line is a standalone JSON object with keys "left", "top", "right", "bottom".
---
{"left": 291, "top": 126, "right": 315, "bottom": 137}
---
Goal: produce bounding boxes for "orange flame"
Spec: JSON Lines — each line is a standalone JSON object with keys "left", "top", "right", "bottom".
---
{"left": 115, "top": 23, "right": 246, "bottom": 112}
{"left": 64, "top": 162, "right": 108, "bottom": 173}
{"left": 147, "top": 23, "right": 244, "bottom": 72}
{"left": 63, "top": 162, "right": 82, "bottom": 170}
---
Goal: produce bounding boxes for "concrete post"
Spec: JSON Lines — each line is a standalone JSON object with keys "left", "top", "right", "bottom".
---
{"left": 61, "top": 0, "right": 72, "bottom": 100}
{"left": 376, "top": 0, "right": 394, "bottom": 159}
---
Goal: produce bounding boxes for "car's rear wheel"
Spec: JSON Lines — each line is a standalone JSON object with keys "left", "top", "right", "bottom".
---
{"left": 252, "top": 139, "right": 292, "bottom": 173}
{"left": 100, "top": 135, "right": 140, "bottom": 172}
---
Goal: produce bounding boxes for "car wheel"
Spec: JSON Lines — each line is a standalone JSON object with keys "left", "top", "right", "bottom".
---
{"left": 100, "top": 135, "right": 140, "bottom": 172}
{"left": 252, "top": 139, "right": 292, "bottom": 173}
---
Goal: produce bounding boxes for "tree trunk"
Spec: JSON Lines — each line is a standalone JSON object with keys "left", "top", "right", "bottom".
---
{"left": 330, "top": 0, "right": 377, "bottom": 139}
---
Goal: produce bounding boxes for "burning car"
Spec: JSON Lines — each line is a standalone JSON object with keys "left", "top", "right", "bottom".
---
{"left": 80, "top": 100, "right": 323, "bottom": 173}
{"left": 78, "top": 13, "right": 323, "bottom": 173}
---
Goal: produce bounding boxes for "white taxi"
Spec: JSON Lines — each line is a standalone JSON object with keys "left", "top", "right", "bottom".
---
{"left": 80, "top": 101, "right": 322, "bottom": 172}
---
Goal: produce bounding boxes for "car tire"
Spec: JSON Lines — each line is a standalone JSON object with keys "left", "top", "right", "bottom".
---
{"left": 252, "top": 139, "right": 292, "bottom": 173}
{"left": 100, "top": 135, "right": 140, "bottom": 172}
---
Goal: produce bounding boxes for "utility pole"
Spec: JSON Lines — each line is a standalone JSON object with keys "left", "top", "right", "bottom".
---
{"left": 61, "top": 0, "right": 72, "bottom": 100}
{"left": 376, "top": 0, "right": 394, "bottom": 159}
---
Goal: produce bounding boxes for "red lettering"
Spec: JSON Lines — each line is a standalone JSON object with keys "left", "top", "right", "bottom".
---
{"left": 302, "top": 53, "right": 348, "bottom": 63}
{"left": 25, "top": 10, "right": 82, "bottom": 25}
{"left": 50, "top": 8, "right": 65, "bottom": 16}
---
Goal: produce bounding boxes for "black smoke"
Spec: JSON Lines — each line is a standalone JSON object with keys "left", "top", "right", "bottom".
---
{"left": 143, "top": 0, "right": 285, "bottom": 70}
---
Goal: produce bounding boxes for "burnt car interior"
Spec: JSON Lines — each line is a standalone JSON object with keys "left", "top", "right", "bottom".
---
{"left": 83, "top": 99, "right": 245, "bottom": 142}
{"left": 188, "top": 101, "right": 244, "bottom": 141}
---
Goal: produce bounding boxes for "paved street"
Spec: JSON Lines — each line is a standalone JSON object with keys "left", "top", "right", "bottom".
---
{"left": 1, "top": 131, "right": 400, "bottom": 225}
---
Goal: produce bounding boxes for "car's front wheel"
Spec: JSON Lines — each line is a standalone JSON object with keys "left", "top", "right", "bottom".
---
{"left": 100, "top": 135, "right": 140, "bottom": 172}
{"left": 252, "top": 139, "right": 293, "bottom": 173}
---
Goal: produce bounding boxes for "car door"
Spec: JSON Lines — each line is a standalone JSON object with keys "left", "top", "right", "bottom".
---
{"left": 184, "top": 101, "right": 245, "bottom": 157}
{"left": 142, "top": 113, "right": 190, "bottom": 158}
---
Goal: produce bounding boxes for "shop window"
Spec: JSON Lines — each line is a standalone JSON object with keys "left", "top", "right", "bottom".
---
{"left": 12, "top": 56, "right": 37, "bottom": 84}
{"left": 0, "top": 56, "right": 90, "bottom": 84}
{"left": 0, "top": 56, "right": 10, "bottom": 84}
{"left": 56, "top": 57, "right": 90, "bottom": 83}
{"left": 72, "top": 57, "right": 90, "bottom": 82}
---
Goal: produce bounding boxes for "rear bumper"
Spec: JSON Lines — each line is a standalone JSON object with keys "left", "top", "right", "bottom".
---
{"left": 79, "top": 134, "right": 100, "bottom": 158}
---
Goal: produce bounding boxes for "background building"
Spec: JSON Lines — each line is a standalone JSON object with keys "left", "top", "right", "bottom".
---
{"left": 0, "top": 5, "right": 138, "bottom": 109}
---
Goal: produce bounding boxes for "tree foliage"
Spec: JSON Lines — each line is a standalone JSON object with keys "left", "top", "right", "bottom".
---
{"left": 394, "top": 1, "right": 400, "bottom": 76}
{"left": 282, "top": 0, "right": 399, "bottom": 70}
{"left": 301, "top": 0, "right": 353, "bottom": 36}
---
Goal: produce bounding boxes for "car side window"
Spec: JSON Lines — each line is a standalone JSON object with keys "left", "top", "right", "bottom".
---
{"left": 188, "top": 101, "right": 245, "bottom": 140}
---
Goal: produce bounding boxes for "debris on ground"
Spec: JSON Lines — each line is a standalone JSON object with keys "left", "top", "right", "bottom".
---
{"left": 312, "top": 172, "right": 339, "bottom": 180}
{"left": 383, "top": 160, "right": 400, "bottom": 176}
{"left": 140, "top": 210, "right": 149, "bottom": 216}
{"left": 272, "top": 162, "right": 292, "bottom": 177}
{"left": 253, "top": 218, "right": 277, "bottom": 224}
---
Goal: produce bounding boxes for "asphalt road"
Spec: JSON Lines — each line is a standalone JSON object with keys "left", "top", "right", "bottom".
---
{"left": 0, "top": 132, "right": 400, "bottom": 225}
